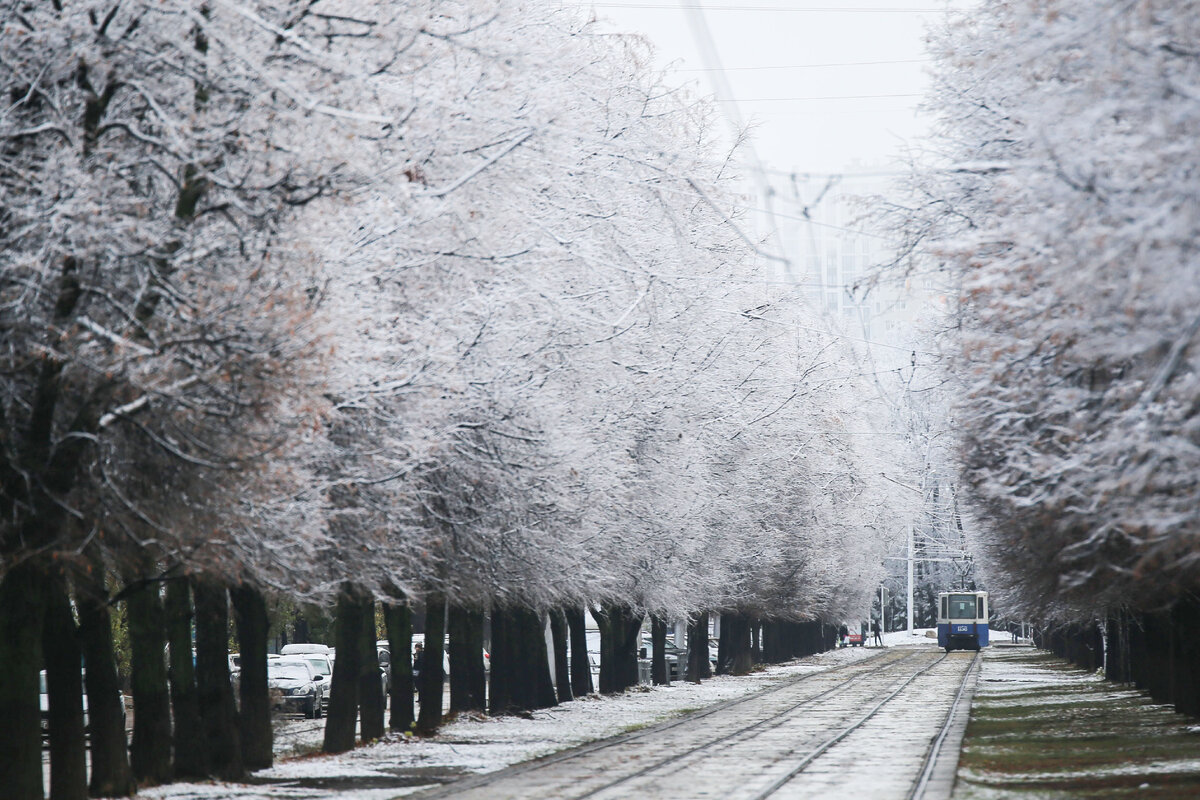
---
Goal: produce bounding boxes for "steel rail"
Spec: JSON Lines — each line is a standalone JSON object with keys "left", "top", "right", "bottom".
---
{"left": 907, "top": 650, "right": 981, "bottom": 800}
{"left": 749, "top": 651, "right": 954, "bottom": 800}
{"left": 410, "top": 648, "right": 896, "bottom": 800}
{"left": 569, "top": 651, "right": 929, "bottom": 800}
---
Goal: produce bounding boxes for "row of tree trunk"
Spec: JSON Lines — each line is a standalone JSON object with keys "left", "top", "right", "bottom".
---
{"left": 16, "top": 566, "right": 274, "bottom": 800}
{"left": 1040, "top": 598, "right": 1200, "bottom": 718}
{"left": 310, "top": 596, "right": 847, "bottom": 756}
{"left": 23, "top": 575, "right": 841, "bottom": 800}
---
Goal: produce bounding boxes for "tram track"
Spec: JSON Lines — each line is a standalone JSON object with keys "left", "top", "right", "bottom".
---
{"left": 570, "top": 651, "right": 931, "bottom": 800}
{"left": 411, "top": 649, "right": 901, "bottom": 800}
{"left": 413, "top": 648, "right": 974, "bottom": 800}
{"left": 746, "top": 651, "right": 960, "bottom": 799}
{"left": 907, "top": 650, "right": 981, "bottom": 800}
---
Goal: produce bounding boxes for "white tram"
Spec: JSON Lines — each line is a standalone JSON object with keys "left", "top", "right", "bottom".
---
{"left": 936, "top": 591, "right": 989, "bottom": 652}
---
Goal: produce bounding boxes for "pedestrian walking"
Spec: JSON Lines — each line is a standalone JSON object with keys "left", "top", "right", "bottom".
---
{"left": 838, "top": 623, "right": 848, "bottom": 647}
{"left": 871, "top": 619, "right": 883, "bottom": 647}
{"left": 413, "top": 642, "right": 425, "bottom": 679}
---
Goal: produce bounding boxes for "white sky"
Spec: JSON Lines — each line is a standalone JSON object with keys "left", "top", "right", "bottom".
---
{"left": 584, "top": 1, "right": 959, "bottom": 175}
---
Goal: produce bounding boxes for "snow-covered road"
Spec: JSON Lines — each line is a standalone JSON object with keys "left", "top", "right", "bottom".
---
{"left": 410, "top": 647, "right": 978, "bottom": 800}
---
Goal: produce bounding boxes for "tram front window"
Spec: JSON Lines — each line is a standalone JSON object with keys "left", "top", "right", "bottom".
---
{"left": 949, "top": 595, "right": 977, "bottom": 619}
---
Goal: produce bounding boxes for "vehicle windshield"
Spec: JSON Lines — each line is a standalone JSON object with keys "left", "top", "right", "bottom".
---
{"left": 269, "top": 664, "right": 309, "bottom": 681}
{"left": 40, "top": 673, "right": 47, "bottom": 694}
{"left": 949, "top": 595, "right": 978, "bottom": 620}
{"left": 305, "top": 658, "right": 331, "bottom": 675}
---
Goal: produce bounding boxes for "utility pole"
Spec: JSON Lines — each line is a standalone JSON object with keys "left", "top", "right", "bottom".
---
{"left": 907, "top": 525, "right": 915, "bottom": 634}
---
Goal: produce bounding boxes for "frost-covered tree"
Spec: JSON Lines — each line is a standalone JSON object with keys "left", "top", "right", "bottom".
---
{"left": 0, "top": 0, "right": 435, "bottom": 791}
{"left": 3, "top": 0, "right": 927, "bottom": 785}
{"left": 306, "top": 0, "right": 911, "bottom": 701}
{"left": 904, "top": 1, "right": 1200, "bottom": 620}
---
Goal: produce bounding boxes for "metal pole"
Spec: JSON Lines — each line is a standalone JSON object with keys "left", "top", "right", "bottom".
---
{"left": 907, "top": 525, "right": 915, "bottom": 634}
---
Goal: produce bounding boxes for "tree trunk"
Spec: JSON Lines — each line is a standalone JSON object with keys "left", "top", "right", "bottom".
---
{"left": 763, "top": 620, "right": 777, "bottom": 662}
{"left": 723, "top": 613, "right": 753, "bottom": 676}
{"left": 448, "top": 605, "right": 487, "bottom": 712}
{"left": 384, "top": 601, "right": 414, "bottom": 732}
{"left": 488, "top": 605, "right": 556, "bottom": 714}
{"left": 715, "top": 613, "right": 731, "bottom": 675}
{"left": 77, "top": 569, "right": 135, "bottom": 798}
{"left": 617, "top": 609, "right": 642, "bottom": 690}
{"left": 1174, "top": 598, "right": 1200, "bottom": 717}
{"left": 231, "top": 584, "right": 272, "bottom": 770}
{"left": 359, "top": 598, "right": 385, "bottom": 743}
{"left": 565, "top": 606, "right": 593, "bottom": 696}
{"left": 324, "top": 587, "right": 365, "bottom": 754}
{"left": 596, "top": 604, "right": 642, "bottom": 692}
{"left": 43, "top": 571, "right": 87, "bottom": 800}
{"left": 1105, "top": 611, "right": 1128, "bottom": 684}
{"left": 0, "top": 562, "right": 45, "bottom": 800}
{"left": 488, "top": 606, "right": 514, "bottom": 715}
{"left": 465, "top": 608, "right": 488, "bottom": 710}
{"left": 595, "top": 606, "right": 616, "bottom": 694}
{"left": 549, "top": 609, "right": 573, "bottom": 702}
{"left": 193, "top": 578, "right": 242, "bottom": 781}
{"left": 650, "top": 616, "right": 668, "bottom": 685}
{"left": 126, "top": 578, "right": 173, "bottom": 785}
{"left": 416, "top": 595, "right": 446, "bottom": 735}
{"left": 522, "top": 608, "right": 558, "bottom": 710}
{"left": 686, "top": 613, "right": 711, "bottom": 683}
{"left": 164, "top": 579, "right": 207, "bottom": 780}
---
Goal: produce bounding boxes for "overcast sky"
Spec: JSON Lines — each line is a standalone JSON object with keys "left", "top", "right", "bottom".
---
{"left": 585, "top": 1, "right": 961, "bottom": 175}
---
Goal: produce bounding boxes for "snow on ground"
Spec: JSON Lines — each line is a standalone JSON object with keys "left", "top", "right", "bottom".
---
{"left": 143, "top": 639, "right": 909, "bottom": 800}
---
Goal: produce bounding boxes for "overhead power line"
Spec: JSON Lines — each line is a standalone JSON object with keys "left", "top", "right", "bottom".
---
{"left": 679, "top": 58, "right": 931, "bottom": 72}
{"left": 581, "top": 4, "right": 953, "bottom": 12}
{"left": 737, "top": 92, "right": 923, "bottom": 102}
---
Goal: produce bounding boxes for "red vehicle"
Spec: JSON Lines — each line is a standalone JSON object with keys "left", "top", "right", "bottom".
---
{"left": 845, "top": 632, "right": 864, "bottom": 647}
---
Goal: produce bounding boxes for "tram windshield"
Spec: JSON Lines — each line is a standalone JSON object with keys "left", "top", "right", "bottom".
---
{"left": 948, "top": 594, "right": 979, "bottom": 620}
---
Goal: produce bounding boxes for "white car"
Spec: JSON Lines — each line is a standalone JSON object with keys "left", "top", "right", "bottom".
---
{"left": 39, "top": 670, "right": 125, "bottom": 736}
{"left": 280, "top": 643, "right": 332, "bottom": 657}
{"left": 39, "top": 671, "right": 85, "bottom": 736}
{"left": 267, "top": 658, "right": 327, "bottom": 718}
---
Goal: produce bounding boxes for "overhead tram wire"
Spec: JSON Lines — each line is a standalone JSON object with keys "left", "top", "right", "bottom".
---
{"left": 738, "top": 93, "right": 923, "bottom": 102}
{"left": 681, "top": 0, "right": 794, "bottom": 280}
{"left": 678, "top": 57, "right": 931, "bottom": 72}
{"left": 579, "top": 4, "right": 953, "bottom": 12}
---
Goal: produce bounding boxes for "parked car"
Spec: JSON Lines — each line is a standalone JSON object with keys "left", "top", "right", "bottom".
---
{"left": 228, "top": 653, "right": 242, "bottom": 696}
{"left": 40, "top": 670, "right": 124, "bottom": 737}
{"left": 39, "top": 670, "right": 87, "bottom": 737}
{"left": 280, "top": 643, "right": 332, "bottom": 657}
{"left": 640, "top": 637, "right": 686, "bottom": 681}
{"left": 295, "top": 653, "right": 334, "bottom": 712}
{"left": 267, "top": 658, "right": 327, "bottom": 718}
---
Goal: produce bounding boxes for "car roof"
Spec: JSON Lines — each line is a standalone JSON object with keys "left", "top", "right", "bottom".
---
{"left": 279, "top": 643, "right": 331, "bottom": 654}
{"left": 271, "top": 658, "right": 315, "bottom": 669}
